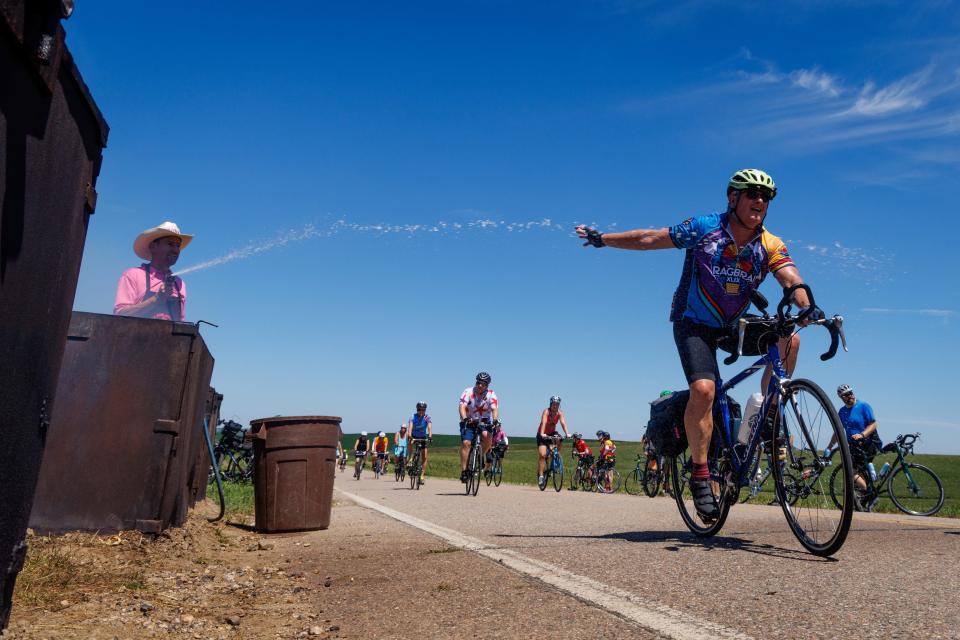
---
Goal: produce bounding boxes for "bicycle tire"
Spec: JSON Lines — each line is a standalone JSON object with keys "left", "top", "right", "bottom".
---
{"left": 354, "top": 458, "right": 362, "bottom": 480}
{"left": 553, "top": 454, "right": 564, "bottom": 492}
{"left": 623, "top": 467, "right": 641, "bottom": 496}
{"left": 670, "top": 450, "right": 730, "bottom": 537}
{"left": 773, "top": 378, "right": 854, "bottom": 557}
{"left": 493, "top": 459, "right": 503, "bottom": 487}
{"left": 570, "top": 465, "right": 582, "bottom": 491}
{"left": 643, "top": 458, "right": 661, "bottom": 498}
{"left": 471, "top": 443, "right": 482, "bottom": 497}
{"left": 597, "top": 468, "right": 620, "bottom": 494}
{"left": 538, "top": 459, "right": 549, "bottom": 491}
{"left": 485, "top": 458, "right": 494, "bottom": 487}
{"left": 409, "top": 458, "right": 418, "bottom": 490}
{"left": 888, "top": 463, "right": 944, "bottom": 516}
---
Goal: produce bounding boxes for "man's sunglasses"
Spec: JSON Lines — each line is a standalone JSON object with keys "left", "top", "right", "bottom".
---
{"left": 841, "top": 392, "right": 854, "bottom": 399}
{"left": 743, "top": 186, "right": 776, "bottom": 201}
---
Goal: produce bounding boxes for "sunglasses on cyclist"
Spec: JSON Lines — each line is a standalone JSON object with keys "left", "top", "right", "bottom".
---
{"left": 743, "top": 186, "right": 776, "bottom": 201}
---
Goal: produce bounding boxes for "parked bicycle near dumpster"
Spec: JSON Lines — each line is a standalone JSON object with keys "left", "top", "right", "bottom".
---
{"left": 209, "top": 420, "right": 254, "bottom": 483}
{"left": 666, "top": 286, "right": 855, "bottom": 557}
{"left": 829, "top": 433, "right": 944, "bottom": 516}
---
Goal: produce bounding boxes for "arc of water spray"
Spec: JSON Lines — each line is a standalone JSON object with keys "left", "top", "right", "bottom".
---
{"left": 174, "top": 217, "right": 574, "bottom": 276}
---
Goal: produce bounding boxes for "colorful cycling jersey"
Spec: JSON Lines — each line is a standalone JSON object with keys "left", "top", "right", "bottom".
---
{"left": 669, "top": 212, "right": 794, "bottom": 328}
{"left": 460, "top": 387, "right": 498, "bottom": 421}
{"left": 373, "top": 436, "right": 389, "bottom": 453}
{"left": 573, "top": 440, "right": 592, "bottom": 456}
{"left": 599, "top": 439, "right": 617, "bottom": 459}
{"left": 410, "top": 413, "right": 431, "bottom": 438}
{"left": 540, "top": 409, "right": 561, "bottom": 435}
{"left": 491, "top": 427, "right": 508, "bottom": 447}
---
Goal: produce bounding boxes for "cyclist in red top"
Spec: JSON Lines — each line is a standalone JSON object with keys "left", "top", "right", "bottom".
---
{"left": 537, "top": 396, "right": 571, "bottom": 486}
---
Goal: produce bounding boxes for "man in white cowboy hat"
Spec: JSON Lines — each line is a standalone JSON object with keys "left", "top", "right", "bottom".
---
{"left": 114, "top": 221, "right": 193, "bottom": 321}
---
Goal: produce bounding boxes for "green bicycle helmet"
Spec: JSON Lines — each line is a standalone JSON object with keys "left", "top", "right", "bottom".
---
{"left": 659, "top": 390, "right": 673, "bottom": 398}
{"left": 727, "top": 168, "right": 777, "bottom": 199}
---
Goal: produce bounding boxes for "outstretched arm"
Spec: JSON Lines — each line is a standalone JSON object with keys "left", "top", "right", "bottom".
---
{"left": 576, "top": 225, "right": 674, "bottom": 251}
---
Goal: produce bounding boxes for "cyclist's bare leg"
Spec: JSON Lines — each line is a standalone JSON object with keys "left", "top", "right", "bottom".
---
{"left": 685, "top": 379, "right": 716, "bottom": 465}
{"left": 421, "top": 448, "right": 429, "bottom": 478}
{"left": 481, "top": 432, "right": 492, "bottom": 461}
{"left": 761, "top": 333, "right": 799, "bottom": 391}
{"left": 537, "top": 444, "right": 548, "bottom": 476}
{"left": 460, "top": 440, "right": 471, "bottom": 471}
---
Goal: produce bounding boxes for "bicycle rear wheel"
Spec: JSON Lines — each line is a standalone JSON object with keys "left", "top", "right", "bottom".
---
{"left": 623, "top": 467, "right": 641, "bottom": 496}
{"left": 670, "top": 448, "right": 729, "bottom": 537}
{"left": 597, "top": 468, "right": 621, "bottom": 494}
{"left": 553, "top": 457, "right": 564, "bottom": 492}
{"left": 642, "top": 458, "right": 661, "bottom": 498}
{"left": 888, "top": 463, "right": 944, "bottom": 516}
{"left": 773, "top": 378, "right": 854, "bottom": 557}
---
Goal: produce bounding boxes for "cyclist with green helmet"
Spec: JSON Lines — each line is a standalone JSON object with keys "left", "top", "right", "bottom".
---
{"left": 577, "top": 169, "right": 821, "bottom": 522}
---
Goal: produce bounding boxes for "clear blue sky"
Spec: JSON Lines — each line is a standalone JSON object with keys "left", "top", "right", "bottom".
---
{"left": 67, "top": 1, "right": 960, "bottom": 452}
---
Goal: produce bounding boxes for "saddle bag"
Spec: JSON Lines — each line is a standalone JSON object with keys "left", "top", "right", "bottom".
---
{"left": 644, "top": 391, "right": 690, "bottom": 458}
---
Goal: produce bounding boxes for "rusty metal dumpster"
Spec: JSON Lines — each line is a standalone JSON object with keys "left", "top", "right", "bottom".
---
{"left": 0, "top": 1, "right": 109, "bottom": 628}
{"left": 29, "top": 312, "right": 214, "bottom": 535}
{"left": 249, "top": 416, "right": 342, "bottom": 533}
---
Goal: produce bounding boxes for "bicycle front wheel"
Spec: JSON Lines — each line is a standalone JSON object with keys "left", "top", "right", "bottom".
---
{"left": 888, "top": 463, "right": 944, "bottom": 516}
{"left": 485, "top": 457, "right": 494, "bottom": 486}
{"left": 470, "top": 445, "right": 482, "bottom": 496}
{"left": 774, "top": 378, "right": 854, "bottom": 557}
{"left": 553, "top": 458, "right": 564, "bottom": 492}
{"left": 493, "top": 459, "right": 503, "bottom": 487}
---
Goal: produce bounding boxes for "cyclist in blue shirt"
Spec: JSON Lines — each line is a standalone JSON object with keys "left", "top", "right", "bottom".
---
{"left": 829, "top": 384, "right": 881, "bottom": 495}
{"left": 577, "top": 168, "right": 822, "bottom": 522}
{"left": 407, "top": 401, "right": 432, "bottom": 483}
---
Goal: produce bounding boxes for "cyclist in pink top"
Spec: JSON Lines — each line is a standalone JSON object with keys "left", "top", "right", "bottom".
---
{"left": 537, "top": 396, "right": 571, "bottom": 486}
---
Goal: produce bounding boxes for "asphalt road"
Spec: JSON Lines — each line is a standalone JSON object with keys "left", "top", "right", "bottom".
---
{"left": 334, "top": 474, "right": 960, "bottom": 640}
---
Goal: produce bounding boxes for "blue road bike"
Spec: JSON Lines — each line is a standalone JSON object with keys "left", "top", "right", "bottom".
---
{"left": 539, "top": 434, "right": 565, "bottom": 492}
{"left": 670, "top": 285, "right": 856, "bottom": 557}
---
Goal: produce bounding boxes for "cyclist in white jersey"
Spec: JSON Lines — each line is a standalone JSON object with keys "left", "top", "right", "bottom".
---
{"left": 458, "top": 371, "right": 499, "bottom": 482}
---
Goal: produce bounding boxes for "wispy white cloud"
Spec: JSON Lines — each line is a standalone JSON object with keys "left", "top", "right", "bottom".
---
{"left": 844, "top": 68, "right": 931, "bottom": 116}
{"left": 861, "top": 307, "right": 957, "bottom": 317}
{"left": 790, "top": 68, "right": 843, "bottom": 97}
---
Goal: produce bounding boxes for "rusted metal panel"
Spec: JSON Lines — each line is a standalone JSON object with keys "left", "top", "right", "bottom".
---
{"left": 0, "top": 1, "right": 108, "bottom": 629}
{"left": 249, "top": 417, "right": 342, "bottom": 533}
{"left": 29, "top": 312, "right": 215, "bottom": 537}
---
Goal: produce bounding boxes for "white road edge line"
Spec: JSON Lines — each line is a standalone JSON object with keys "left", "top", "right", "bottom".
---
{"left": 336, "top": 488, "right": 754, "bottom": 640}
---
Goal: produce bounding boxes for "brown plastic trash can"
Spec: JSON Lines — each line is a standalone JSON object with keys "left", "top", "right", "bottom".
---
{"left": 249, "top": 416, "right": 342, "bottom": 533}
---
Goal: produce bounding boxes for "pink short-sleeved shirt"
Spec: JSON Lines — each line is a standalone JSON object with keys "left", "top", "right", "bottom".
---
{"left": 114, "top": 265, "right": 187, "bottom": 320}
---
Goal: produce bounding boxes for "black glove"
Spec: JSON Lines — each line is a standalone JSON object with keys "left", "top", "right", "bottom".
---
{"left": 581, "top": 227, "right": 605, "bottom": 248}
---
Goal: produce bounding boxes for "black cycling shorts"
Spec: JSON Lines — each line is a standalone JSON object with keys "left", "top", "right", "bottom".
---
{"left": 537, "top": 433, "right": 559, "bottom": 447}
{"left": 673, "top": 318, "right": 728, "bottom": 383}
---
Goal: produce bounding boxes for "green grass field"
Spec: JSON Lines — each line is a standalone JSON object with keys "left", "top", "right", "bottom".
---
{"left": 215, "top": 434, "right": 958, "bottom": 518}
